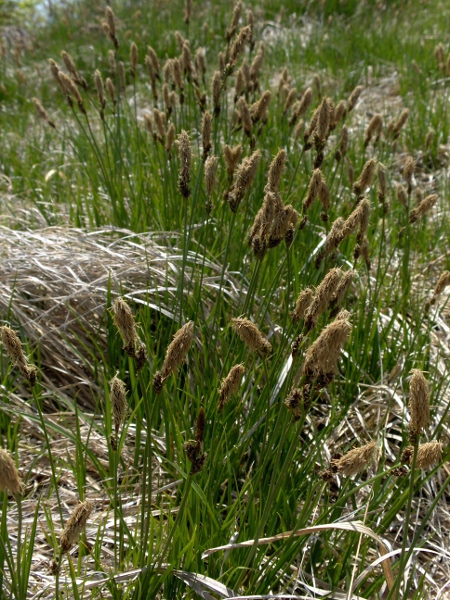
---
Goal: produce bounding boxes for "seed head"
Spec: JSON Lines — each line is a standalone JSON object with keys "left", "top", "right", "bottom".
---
{"left": 409, "top": 194, "right": 438, "bottom": 224}
{"left": 211, "top": 71, "right": 222, "bottom": 116}
{"left": 267, "top": 149, "right": 286, "bottom": 192}
{"left": 0, "top": 449, "right": 23, "bottom": 495}
{"left": 426, "top": 270, "right": 450, "bottom": 310}
{"left": 353, "top": 158, "right": 376, "bottom": 197}
{"left": 204, "top": 155, "right": 218, "bottom": 207}
{"left": 202, "top": 111, "right": 212, "bottom": 159}
{"left": 223, "top": 143, "right": 243, "bottom": 178}
{"left": 112, "top": 298, "right": 138, "bottom": 356}
{"left": 392, "top": 108, "right": 409, "bottom": 139}
{"left": 178, "top": 130, "right": 192, "bottom": 199}
{"left": 227, "top": 150, "right": 261, "bottom": 212}
{"left": 304, "top": 268, "right": 343, "bottom": 331}
{"left": 364, "top": 113, "right": 383, "bottom": 146}
{"left": 60, "top": 501, "right": 93, "bottom": 554}
{"left": 291, "top": 288, "right": 314, "bottom": 321}
{"left": 347, "top": 84, "right": 363, "bottom": 112}
{"left": 32, "top": 98, "right": 56, "bottom": 129}
{"left": 110, "top": 375, "right": 127, "bottom": 435}
{"left": 231, "top": 318, "right": 271, "bottom": 358}
{"left": 409, "top": 369, "right": 430, "bottom": 439}
{"left": 302, "top": 314, "right": 352, "bottom": 383}
{"left": 415, "top": 441, "right": 443, "bottom": 470}
{"left": 153, "top": 322, "right": 194, "bottom": 393}
{"left": 218, "top": 364, "right": 245, "bottom": 412}
{"left": 332, "top": 441, "right": 377, "bottom": 477}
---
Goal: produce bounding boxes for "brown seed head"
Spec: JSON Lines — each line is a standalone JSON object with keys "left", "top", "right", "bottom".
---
{"left": 377, "top": 162, "right": 387, "bottom": 200}
{"left": 184, "top": 0, "right": 192, "bottom": 24}
{"left": 403, "top": 156, "right": 415, "bottom": 189}
{"left": 223, "top": 143, "right": 243, "bottom": 177}
{"left": 61, "top": 51, "right": 85, "bottom": 88}
{"left": 332, "top": 99, "right": 347, "bottom": 128}
{"left": 429, "top": 270, "right": 450, "bottom": 307}
{"left": 231, "top": 318, "right": 272, "bottom": 358}
{"left": 335, "top": 125, "right": 349, "bottom": 161}
{"left": 364, "top": 113, "right": 383, "bottom": 146}
{"left": 250, "top": 90, "right": 271, "bottom": 123}
{"left": 409, "top": 194, "right": 438, "bottom": 224}
{"left": 396, "top": 183, "right": 408, "bottom": 207}
{"left": 118, "top": 61, "right": 126, "bottom": 91}
{"left": 415, "top": 441, "right": 443, "bottom": 470}
{"left": 409, "top": 369, "right": 430, "bottom": 437}
{"left": 249, "top": 42, "right": 265, "bottom": 85}
{"left": 393, "top": 108, "right": 409, "bottom": 139}
{"left": 302, "top": 313, "right": 352, "bottom": 382}
{"left": 304, "top": 268, "right": 343, "bottom": 330}
{"left": 1, "top": 326, "right": 28, "bottom": 370}
{"left": 211, "top": 71, "right": 222, "bottom": 114}
{"left": 239, "top": 97, "right": 253, "bottom": 137}
{"left": 283, "top": 87, "right": 297, "bottom": 115}
{"left": 290, "top": 87, "right": 313, "bottom": 126}
{"left": 110, "top": 375, "right": 127, "bottom": 434}
{"left": 130, "top": 42, "right": 138, "bottom": 77}
{"left": 112, "top": 298, "right": 138, "bottom": 355}
{"left": 219, "top": 364, "right": 245, "bottom": 411}
{"left": 60, "top": 501, "right": 93, "bottom": 554}
{"left": 204, "top": 155, "right": 218, "bottom": 203}
{"left": 153, "top": 108, "right": 166, "bottom": 140}
{"left": 291, "top": 288, "right": 314, "bottom": 321}
{"left": 160, "top": 321, "right": 194, "bottom": 380}
{"left": 165, "top": 123, "right": 175, "bottom": 154}
{"left": 229, "top": 25, "right": 251, "bottom": 66}
{"left": 347, "top": 84, "right": 363, "bottom": 112}
{"left": 105, "top": 78, "right": 116, "bottom": 104}
{"left": 202, "top": 111, "right": 212, "bottom": 159}
{"left": 227, "top": 0, "right": 242, "bottom": 40}
{"left": 353, "top": 158, "right": 376, "bottom": 196}
{"left": 108, "top": 50, "right": 116, "bottom": 76}
{"left": 147, "top": 46, "right": 160, "bottom": 77}
{"left": 0, "top": 449, "right": 23, "bottom": 495}
{"left": 332, "top": 441, "right": 377, "bottom": 477}
{"left": 94, "top": 70, "right": 106, "bottom": 110}
{"left": 228, "top": 150, "right": 261, "bottom": 212}
{"left": 105, "top": 6, "right": 116, "bottom": 36}
{"left": 267, "top": 149, "right": 286, "bottom": 192}
{"left": 178, "top": 130, "right": 192, "bottom": 198}
{"left": 32, "top": 98, "right": 56, "bottom": 128}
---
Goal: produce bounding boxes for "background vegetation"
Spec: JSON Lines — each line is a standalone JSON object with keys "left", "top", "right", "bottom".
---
{"left": 1, "top": 0, "right": 450, "bottom": 598}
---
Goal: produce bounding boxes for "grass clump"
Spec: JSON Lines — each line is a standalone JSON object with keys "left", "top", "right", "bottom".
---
{"left": 0, "top": 0, "right": 450, "bottom": 599}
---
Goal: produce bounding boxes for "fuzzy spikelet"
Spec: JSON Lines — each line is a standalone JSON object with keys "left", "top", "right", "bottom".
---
{"left": 302, "top": 314, "right": 352, "bottom": 384}
{"left": 409, "top": 369, "right": 430, "bottom": 440}
{"left": 347, "top": 85, "right": 363, "bottom": 112}
{"left": 415, "top": 441, "right": 443, "bottom": 470}
{"left": 153, "top": 321, "right": 194, "bottom": 393}
{"left": 94, "top": 70, "right": 106, "bottom": 116}
{"left": 32, "top": 98, "right": 56, "bottom": 129}
{"left": 304, "top": 268, "right": 343, "bottom": 331}
{"left": 392, "top": 108, "right": 409, "bottom": 139}
{"left": 332, "top": 441, "right": 377, "bottom": 477}
{"left": 403, "top": 156, "right": 415, "bottom": 193}
{"left": 229, "top": 25, "right": 251, "bottom": 68}
{"left": 184, "top": 407, "right": 207, "bottom": 474}
{"left": 335, "top": 125, "right": 349, "bottom": 161}
{"left": 60, "top": 501, "right": 93, "bottom": 554}
{"left": 61, "top": 51, "right": 86, "bottom": 89}
{"left": 1, "top": 326, "right": 37, "bottom": 385}
{"left": 178, "top": 130, "right": 192, "bottom": 198}
{"left": 211, "top": 71, "right": 222, "bottom": 116}
{"left": 353, "top": 158, "right": 377, "bottom": 197}
{"left": 223, "top": 143, "right": 243, "bottom": 178}
{"left": 425, "top": 270, "right": 450, "bottom": 310}
{"left": 364, "top": 114, "right": 383, "bottom": 146}
{"left": 408, "top": 193, "right": 438, "bottom": 224}
{"left": 204, "top": 155, "right": 218, "bottom": 203}
{"left": 227, "top": 150, "right": 261, "bottom": 212}
{"left": 202, "top": 111, "right": 212, "bottom": 159}
{"left": 110, "top": 375, "right": 127, "bottom": 435}
{"left": 0, "top": 449, "right": 22, "bottom": 495}
{"left": 218, "top": 364, "right": 245, "bottom": 411}
{"left": 291, "top": 288, "right": 314, "bottom": 321}
{"left": 250, "top": 90, "right": 271, "bottom": 123}
{"left": 112, "top": 298, "right": 138, "bottom": 356}
{"left": 226, "top": 0, "right": 242, "bottom": 41}
{"left": 231, "top": 318, "right": 271, "bottom": 358}
{"left": 290, "top": 87, "right": 312, "bottom": 126}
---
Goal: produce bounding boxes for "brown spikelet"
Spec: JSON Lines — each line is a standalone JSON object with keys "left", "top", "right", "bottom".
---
{"left": 184, "top": 0, "right": 192, "bottom": 24}
{"left": 249, "top": 42, "right": 265, "bottom": 89}
{"left": 231, "top": 318, "right": 271, "bottom": 358}
{"left": 201, "top": 111, "right": 212, "bottom": 159}
{"left": 396, "top": 183, "right": 408, "bottom": 207}
{"left": 267, "top": 149, "right": 286, "bottom": 192}
{"left": 284, "top": 387, "right": 305, "bottom": 420}
{"left": 304, "top": 268, "right": 343, "bottom": 331}
{"left": 0, "top": 449, "right": 23, "bottom": 495}
{"left": 110, "top": 375, "right": 127, "bottom": 435}
{"left": 204, "top": 155, "right": 218, "bottom": 212}
{"left": 364, "top": 114, "right": 383, "bottom": 147}
{"left": 239, "top": 97, "right": 253, "bottom": 138}
{"left": 105, "top": 78, "right": 116, "bottom": 105}
{"left": 347, "top": 85, "right": 363, "bottom": 112}
{"left": 227, "top": 150, "right": 261, "bottom": 212}
{"left": 58, "top": 72, "right": 86, "bottom": 114}
{"left": 330, "top": 270, "right": 356, "bottom": 314}
{"left": 392, "top": 108, "right": 409, "bottom": 139}
{"left": 1, "top": 325, "right": 37, "bottom": 385}
{"left": 377, "top": 162, "right": 387, "bottom": 201}
{"left": 94, "top": 70, "right": 106, "bottom": 116}
{"left": 290, "top": 87, "right": 313, "bottom": 126}
{"left": 335, "top": 125, "right": 349, "bottom": 162}
{"left": 425, "top": 129, "right": 435, "bottom": 150}
{"left": 60, "top": 501, "right": 93, "bottom": 554}
{"left": 409, "top": 193, "right": 438, "bottom": 224}
{"left": 165, "top": 123, "right": 175, "bottom": 155}
{"left": 415, "top": 441, "right": 443, "bottom": 470}
{"left": 229, "top": 25, "right": 251, "bottom": 68}
{"left": 315, "top": 217, "right": 346, "bottom": 268}
{"left": 61, "top": 51, "right": 87, "bottom": 89}
{"left": 409, "top": 369, "right": 430, "bottom": 440}
{"left": 108, "top": 50, "right": 116, "bottom": 76}
{"left": 403, "top": 156, "right": 415, "bottom": 193}
{"left": 224, "top": 143, "right": 243, "bottom": 178}
{"left": 178, "top": 130, "right": 192, "bottom": 198}
{"left": 303, "top": 169, "right": 322, "bottom": 213}
{"left": 250, "top": 90, "right": 271, "bottom": 123}
{"left": 130, "top": 42, "right": 138, "bottom": 78}
{"left": 118, "top": 61, "right": 126, "bottom": 91}
{"left": 219, "top": 364, "right": 245, "bottom": 411}
{"left": 283, "top": 87, "right": 297, "bottom": 115}
{"left": 226, "top": 0, "right": 242, "bottom": 41}
{"left": 153, "top": 322, "right": 194, "bottom": 393}
{"left": 332, "top": 441, "right": 377, "bottom": 477}
{"left": 32, "top": 97, "right": 56, "bottom": 128}
{"left": 302, "top": 314, "right": 352, "bottom": 383}
{"left": 426, "top": 270, "right": 450, "bottom": 311}
{"left": 112, "top": 298, "right": 138, "bottom": 356}
{"left": 291, "top": 288, "right": 314, "bottom": 321}
{"left": 211, "top": 71, "right": 222, "bottom": 116}
{"left": 332, "top": 99, "right": 347, "bottom": 129}
{"left": 353, "top": 158, "right": 376, "bottom": 197}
